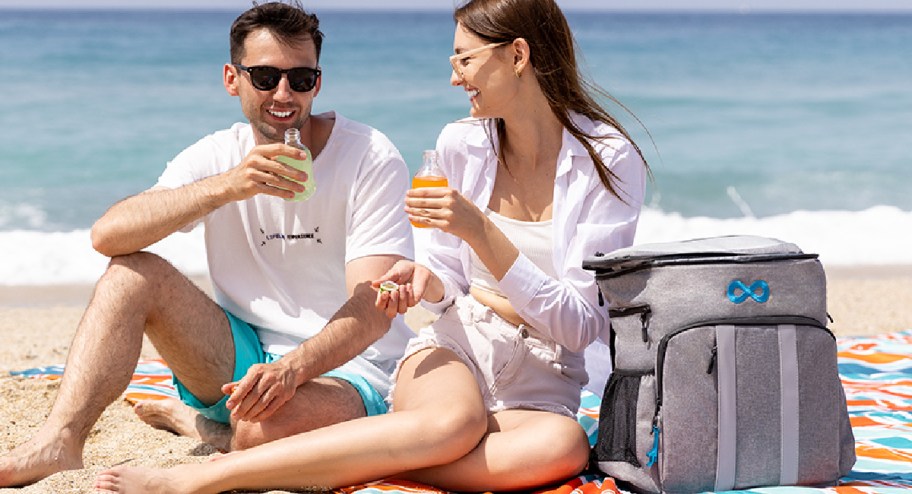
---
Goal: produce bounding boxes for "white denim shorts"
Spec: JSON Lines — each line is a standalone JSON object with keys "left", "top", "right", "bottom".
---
{"left": 393, "top": 295, "right": 587, "bottom": 417}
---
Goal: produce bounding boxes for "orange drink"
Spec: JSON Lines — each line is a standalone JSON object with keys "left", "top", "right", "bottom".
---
{"left": 410, "top": 150, "right": 447, "bottom": 228}
{"left": 412, "top": 175, "right": 448, "bottom": 189}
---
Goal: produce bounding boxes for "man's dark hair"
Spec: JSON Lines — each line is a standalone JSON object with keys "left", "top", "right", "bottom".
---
{"left": 230, "top": 1, "right": 324, "bottom": 64}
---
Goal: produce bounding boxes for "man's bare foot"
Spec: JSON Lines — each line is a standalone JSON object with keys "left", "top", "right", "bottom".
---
{"left": 134, "top": 399, "right": 203, "bottom": 440}
{"left": 95, "top": 464, "right": 201, "bottom": 494}
{"left": 0, "top": 436, "right": 83, "bottom": 487}
{"left": 133, "top": 399, "right": 232, "bottom": 452}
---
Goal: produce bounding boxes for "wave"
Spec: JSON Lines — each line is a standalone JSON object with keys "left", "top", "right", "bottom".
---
{"left": 1, "top": 205, "right": 909, "bottom": 286}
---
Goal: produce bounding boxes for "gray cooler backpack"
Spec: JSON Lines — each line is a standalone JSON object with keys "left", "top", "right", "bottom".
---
{"left": 582, "top": 235, "right": 855, "bottom": 493}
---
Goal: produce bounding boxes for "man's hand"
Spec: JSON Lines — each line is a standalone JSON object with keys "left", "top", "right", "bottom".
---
{"left": 219, "top": 143, "right": 309, "bottom": 201}
{"left": 91, "top": 143, "right": 311, "bottom": 257}
{"left": 372, "top": 260, "right": 443, "bottom": 318}
{"left": 222, "top": 359, "right": 300, "bottom": 423}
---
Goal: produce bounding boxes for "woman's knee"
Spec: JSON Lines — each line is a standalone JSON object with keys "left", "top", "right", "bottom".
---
{"left": 418, "top": 404, "right": 489, "bottom": 463}
{"left": 538, "top": 417, "right": 590, "bottom": 478}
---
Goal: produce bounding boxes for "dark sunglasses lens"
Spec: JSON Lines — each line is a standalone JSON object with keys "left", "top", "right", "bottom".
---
{"left": 248, "top": 67, "right": 282, "bottom": 91}
{"left": 288, "top": 68, "right": 318, "bottom": 92}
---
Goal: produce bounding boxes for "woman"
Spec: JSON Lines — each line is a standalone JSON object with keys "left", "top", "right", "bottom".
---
{"left": 94, "top": 0, "right": 648, "bottom": 492}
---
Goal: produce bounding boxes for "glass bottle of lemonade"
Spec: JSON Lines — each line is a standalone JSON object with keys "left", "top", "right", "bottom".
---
{"left": 277, "top": 128, "right": 315, "bottom": 202}
{"left": 411, "top": 150, "right": 447, "bottom": 228}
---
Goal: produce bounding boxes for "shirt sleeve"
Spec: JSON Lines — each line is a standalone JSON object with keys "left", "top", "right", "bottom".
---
{"left": 345, "top": 132, "right": 415, "bottom": 263}
{"left": 156, "top": 124, "right": 246, "bottom": 190}
{"left": 153, "top": 133, "right": 226, "bottom": 233}
{"left": 419, "top": 226, "right": 467, "bottom": 313}
{"left": 155, "top": 148, "right": 204, "bottom": 191}
{"left": 417, "top": 123, "right": 474, "bottom": 313}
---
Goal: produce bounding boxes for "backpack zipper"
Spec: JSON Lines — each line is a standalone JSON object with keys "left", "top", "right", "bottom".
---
{"left": 609, "top": 304, "right": 652, "bottom": 343}
{"left": 589, "top": 252, "right": 819, "bottom": 280}
{"left": 651, "top": 316, "right": 833, "bottom": 455}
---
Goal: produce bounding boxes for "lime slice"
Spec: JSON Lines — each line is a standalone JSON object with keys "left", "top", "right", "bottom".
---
{"left": 378, "top": 280, "right": 399, "bottom": 294}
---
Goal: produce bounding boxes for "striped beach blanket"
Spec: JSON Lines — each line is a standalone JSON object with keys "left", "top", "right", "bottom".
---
{"left": 10, "top": 330, "right": 912, "bottom": 493}
{"left": 11, "top": 359, "right": 178, "bottom": 403}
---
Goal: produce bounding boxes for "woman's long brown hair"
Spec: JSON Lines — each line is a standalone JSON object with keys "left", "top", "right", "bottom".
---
{"left": 455, "top": 0, "right": 651, "bottom": 199}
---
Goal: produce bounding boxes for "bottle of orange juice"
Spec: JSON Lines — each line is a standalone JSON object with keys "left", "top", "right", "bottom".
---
{"left": 410, "top": 150, "right": 447, "bottom": 228}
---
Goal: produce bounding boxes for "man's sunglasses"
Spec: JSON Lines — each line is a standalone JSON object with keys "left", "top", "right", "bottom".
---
{"left": 233, "top": 64, "right": 321, "bottom": 93}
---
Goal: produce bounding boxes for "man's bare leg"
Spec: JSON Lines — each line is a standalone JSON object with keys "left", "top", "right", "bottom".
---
{"left": 230, "top": 375, "right": 366, "bottom": 450}
{"left": 133, "top": 374, "right": 367, "bottom": 452}
{"left": 0, "top": 252, "right": 234, "bottom": 487}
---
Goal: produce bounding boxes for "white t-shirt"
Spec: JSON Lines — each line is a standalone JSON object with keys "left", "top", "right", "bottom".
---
{"left": 155, "top": 112, "right": 415, "bottom": 396}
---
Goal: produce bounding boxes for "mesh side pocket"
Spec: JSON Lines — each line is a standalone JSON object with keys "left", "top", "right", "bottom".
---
{"left": 593, "top": 370, "right": 646, "bottom": 466}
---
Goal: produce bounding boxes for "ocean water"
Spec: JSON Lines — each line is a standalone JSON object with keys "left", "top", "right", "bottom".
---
{"left": 1, "top": 9, "right": 911, "bottom": 285}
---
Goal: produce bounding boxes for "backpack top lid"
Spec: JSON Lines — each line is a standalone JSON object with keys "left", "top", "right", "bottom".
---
{"left": 583, "top": 235, "right": 815, "bottom": 277}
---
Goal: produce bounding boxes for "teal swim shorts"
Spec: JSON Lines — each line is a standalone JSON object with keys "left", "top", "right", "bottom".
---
{"left": 172, "top": 310, "right": 388, "bottom": 424}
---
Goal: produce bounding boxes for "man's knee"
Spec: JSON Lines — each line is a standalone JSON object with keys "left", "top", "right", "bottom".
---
{"left": 230, "top": 420, "right": 267, "bottom": 451}
{"left": 106, "top": 251, "right": 174, "bottom": 279}
{"left": 229, "top": 413, "right": 320, "bottom": 451}
{"left": 229, "top": 378, "right": 367, "bottom": 450}
{"left": 97, "top": 252, "right": 184, "bottom": 304}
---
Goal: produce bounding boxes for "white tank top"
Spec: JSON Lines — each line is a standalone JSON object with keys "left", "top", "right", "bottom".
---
{"left": 469, "top": 209, "right": 556, "bottom": 297}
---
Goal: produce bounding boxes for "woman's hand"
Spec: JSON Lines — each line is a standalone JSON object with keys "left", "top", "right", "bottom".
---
{"left": 406, "top": 187, "right": 486, "bottom": 243}
{"left": 371, "top": 260, "right": 442, "bottom": 318}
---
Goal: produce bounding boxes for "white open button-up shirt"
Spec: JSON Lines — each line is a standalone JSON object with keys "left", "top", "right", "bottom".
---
{"left": 420, "top": 113, "right": 646, "bottom": 395}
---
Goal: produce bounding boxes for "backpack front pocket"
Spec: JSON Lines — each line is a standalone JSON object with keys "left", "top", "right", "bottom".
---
{"left": 655, "top": 319, "right": 846, "bottom": 493}
{"left": 654, "top": 325, "right": 720, "bottom": 493}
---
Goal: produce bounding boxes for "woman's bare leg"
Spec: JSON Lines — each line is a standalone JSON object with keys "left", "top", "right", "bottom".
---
{"left": 401, "top": 409, "right": 590, "bottom": 492}
{"left": 95, "top": 348, "right": 489, "bottom": 494}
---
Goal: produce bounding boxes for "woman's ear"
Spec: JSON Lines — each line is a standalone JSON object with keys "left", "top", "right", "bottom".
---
{"left": 511, "top": 38, "right": 530, "bottom": 78}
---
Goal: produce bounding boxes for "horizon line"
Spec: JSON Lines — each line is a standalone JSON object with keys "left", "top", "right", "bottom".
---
{"left": 4, "top": 6, "right": 912, "bottom": 13}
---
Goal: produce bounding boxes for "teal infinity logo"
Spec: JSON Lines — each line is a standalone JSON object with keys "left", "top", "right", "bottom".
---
{"left": 727, "top": 279, "right": 770, "bottom": 304}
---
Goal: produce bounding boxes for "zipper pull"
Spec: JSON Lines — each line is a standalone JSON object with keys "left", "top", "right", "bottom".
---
{"left": 707, "top": 343, "right": 717, "bottom": 374}
{"left": 598, "top": 290, "right": 604, "bottom": 307}
{"left": 646, "top": 422, "right": 660, "bottom": 467}
{"left": 640, "top": 310, "right": 651, "bottom": 343}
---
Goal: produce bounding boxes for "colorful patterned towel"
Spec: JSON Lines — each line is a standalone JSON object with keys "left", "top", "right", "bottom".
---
{"left": 10, "top": 330, "right": 912, "bottom": 493}
{"left": 10, "top": 359, "right": 178, "bottom": 403}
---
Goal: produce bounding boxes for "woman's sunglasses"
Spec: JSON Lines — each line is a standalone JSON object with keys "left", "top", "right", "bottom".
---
{"left": 233, "top": 64, "right": 321, "bottom": 93}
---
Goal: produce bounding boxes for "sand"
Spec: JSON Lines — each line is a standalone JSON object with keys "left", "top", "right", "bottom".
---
{"left": 1, "top": 266, "right": 911, "bottom": 493}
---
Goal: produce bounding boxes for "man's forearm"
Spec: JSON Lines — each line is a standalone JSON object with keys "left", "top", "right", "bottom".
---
{"left": 91, "top": 177, "right": 228, "bottom": 257}
{"left": 281, "top": 282, "right": 391, "bottom": 386}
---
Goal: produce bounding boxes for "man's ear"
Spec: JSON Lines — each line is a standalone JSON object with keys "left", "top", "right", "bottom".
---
{"left": 312, "top": 70, "right": 322, "bottom": 98}
{"left": 224, "top": 64, "right": 240, "bottom": 96}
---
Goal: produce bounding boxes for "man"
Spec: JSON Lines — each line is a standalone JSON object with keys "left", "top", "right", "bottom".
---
{"left": 0, "top": 1, "right": 413, "bottom": 487}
